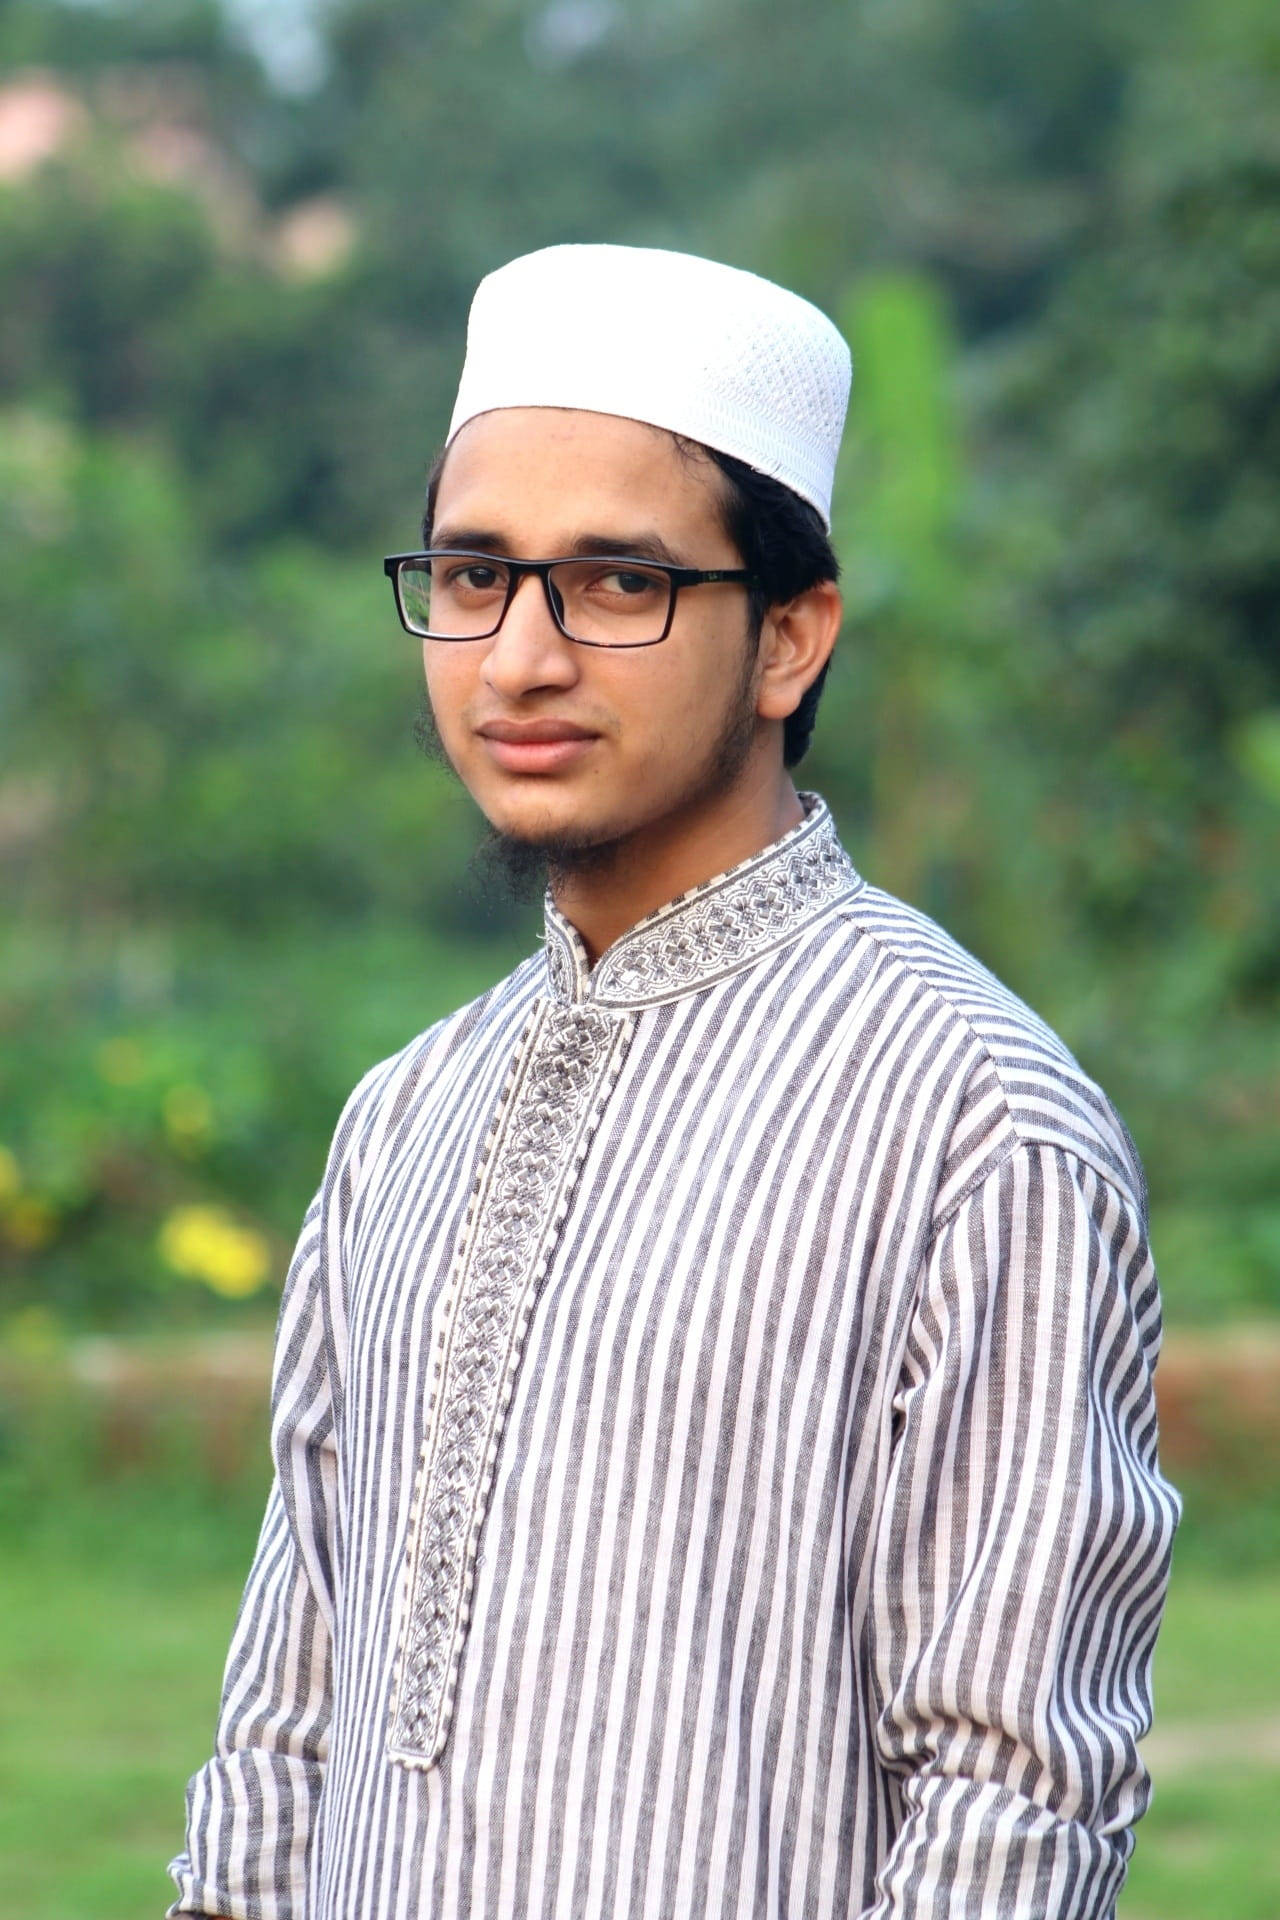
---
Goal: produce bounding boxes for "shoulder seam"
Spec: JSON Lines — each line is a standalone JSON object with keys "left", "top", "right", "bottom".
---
{"left": 832, "top": 899, "right": 1052, "bottom": 1138}
{"left": 831, "top": 900, "right": 1142, "bottom": 1211}
{"left": 927, "top": 1137, "right": 1144, "bottom": 1249}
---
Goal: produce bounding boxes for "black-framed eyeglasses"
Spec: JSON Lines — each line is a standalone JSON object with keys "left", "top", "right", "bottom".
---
{"left": 383, "top": 549, "right": 757, "bottom": 649}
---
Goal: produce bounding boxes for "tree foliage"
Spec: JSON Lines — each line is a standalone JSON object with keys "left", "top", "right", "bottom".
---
{"left": 0, "top": 0, "right": 1276, "bottom": 1329}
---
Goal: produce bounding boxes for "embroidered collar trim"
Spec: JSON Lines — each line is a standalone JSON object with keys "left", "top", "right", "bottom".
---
{"left": 543, "top": 793, "right": 860, "bottom": 1010}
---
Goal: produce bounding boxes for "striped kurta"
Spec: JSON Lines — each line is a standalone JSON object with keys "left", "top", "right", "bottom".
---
{"left": 169, "top": 796, "right": 1180, "bottom": 1920}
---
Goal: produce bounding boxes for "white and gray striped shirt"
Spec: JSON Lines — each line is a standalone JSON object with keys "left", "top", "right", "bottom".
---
{"left": 169, "top": 795, "right": 1179, "bottom": 1920}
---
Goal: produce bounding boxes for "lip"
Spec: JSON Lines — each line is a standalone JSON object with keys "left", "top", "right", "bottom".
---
{"left": 475, "top": 719, "right": 600, "bottom": 774}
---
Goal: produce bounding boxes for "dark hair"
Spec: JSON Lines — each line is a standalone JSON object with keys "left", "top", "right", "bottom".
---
{"left": 422, "top": 432, "right": 839, "bottom": 768}
{"left": 691, "top": 444, "right": 838, "bottom": 767}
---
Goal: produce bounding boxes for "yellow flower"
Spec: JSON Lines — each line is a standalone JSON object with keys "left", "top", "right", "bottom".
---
{"left": 97, "top": 1037, "right": 147, "bottom": 1086}
{"left": 5, "top": 1195, "right": 56, "bottom": 1250}
{"left": 163, "top": 1084, "right": 215, "bottom": 1150}
{"left": 0, "top": 1150, "right": 55, "bottom": 1250}
{"left": 158, "top": 1204, "right": 271, "bottom": 1298}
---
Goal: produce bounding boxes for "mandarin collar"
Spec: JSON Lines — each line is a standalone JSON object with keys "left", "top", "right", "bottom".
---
{"left": 542, "top": 793, "right": 861, "bottom": 1010}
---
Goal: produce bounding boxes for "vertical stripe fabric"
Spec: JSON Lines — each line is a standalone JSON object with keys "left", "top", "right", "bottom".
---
{"left": 169, "top": 795, "right": 1179, "bottom": 1920}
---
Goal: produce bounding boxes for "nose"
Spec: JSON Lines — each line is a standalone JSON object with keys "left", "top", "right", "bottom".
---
{"left": 481, "top": 569, "right": 579, "bottom": 700}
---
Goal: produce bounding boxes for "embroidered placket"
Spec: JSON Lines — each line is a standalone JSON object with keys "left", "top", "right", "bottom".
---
{"left": 389, "top": 998, "right": 632, "bottom": 1768}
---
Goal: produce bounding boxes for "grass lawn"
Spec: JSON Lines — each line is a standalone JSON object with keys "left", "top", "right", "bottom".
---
{"left": 0, "top": 1508, "right": 1275, "bottom": 1918}
{"left": 1120, "top": 1571, "right": 1280, "bottom": 1920}
{"left": 0, "top": 1507, "right": 256, "bottom": 1920}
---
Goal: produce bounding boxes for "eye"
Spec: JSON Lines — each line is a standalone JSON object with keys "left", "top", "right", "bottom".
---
{"left": 590, "top": 565, "right": 665, "bottom": 600}
{"left": 439, "top": 560, "right": 507, "bottom": 596}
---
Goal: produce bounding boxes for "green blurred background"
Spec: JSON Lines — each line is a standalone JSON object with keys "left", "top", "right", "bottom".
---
{"left": 0, "top": 0, "right": 1277, "bottom": 1913}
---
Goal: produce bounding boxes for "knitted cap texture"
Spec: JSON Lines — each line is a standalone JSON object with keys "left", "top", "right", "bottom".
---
{"left": 447, "top": 244, "right": 852, "bottom": 528}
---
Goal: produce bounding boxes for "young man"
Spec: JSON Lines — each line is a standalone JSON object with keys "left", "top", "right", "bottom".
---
{"left": 170, "top": 245, "right": 1179, "bottom": 1919}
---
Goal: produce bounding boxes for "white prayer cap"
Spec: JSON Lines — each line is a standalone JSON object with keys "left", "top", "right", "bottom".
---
{"left": 446, "top": 244, "right": 852, "bottom": 529}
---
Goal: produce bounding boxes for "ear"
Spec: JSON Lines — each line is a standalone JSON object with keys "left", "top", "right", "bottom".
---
{"left": 754, "top": 580, "right": 843, "bottom": 724}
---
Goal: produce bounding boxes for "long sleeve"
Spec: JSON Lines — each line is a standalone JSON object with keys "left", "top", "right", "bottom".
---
{"left": 864, "top": 1141, "right": 1181, "bottom": 1919}
{"left": 167, "top": 1192, "right": 339, "bottom": 1920}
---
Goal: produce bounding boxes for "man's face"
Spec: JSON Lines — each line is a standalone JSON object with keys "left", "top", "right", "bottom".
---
{"left": 422, "top": 407, "right": 766, "bottom": 863}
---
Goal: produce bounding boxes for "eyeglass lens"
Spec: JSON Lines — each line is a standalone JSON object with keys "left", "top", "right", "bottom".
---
{"left": 399, "top": 556, "right": 674, "bottom": 646}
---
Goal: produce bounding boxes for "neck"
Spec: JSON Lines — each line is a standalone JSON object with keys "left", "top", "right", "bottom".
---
{"left": 549, "top": 763, "right": 805, "bottom": 964}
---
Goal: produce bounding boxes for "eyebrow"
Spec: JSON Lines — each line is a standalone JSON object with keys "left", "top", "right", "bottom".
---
{"left": 428, "top": 528, "right": 691, "bottom": 567}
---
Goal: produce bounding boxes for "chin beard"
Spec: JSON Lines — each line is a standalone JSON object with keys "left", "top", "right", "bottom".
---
{"left": 413, "top": 655, "right": 759, "bottom": 908}
{"left": 414, "top": 697, "right": 624, "bottom": 904}
{"left": 471, "top": 825, "right": 626, "bottom": 905}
